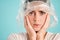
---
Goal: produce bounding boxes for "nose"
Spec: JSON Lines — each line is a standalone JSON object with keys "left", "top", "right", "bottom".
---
{"left": 34, "top": 12, "right": 40, "bottom": 22}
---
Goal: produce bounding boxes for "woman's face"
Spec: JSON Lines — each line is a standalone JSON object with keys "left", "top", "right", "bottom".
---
{"left": 26, "top": 2, "right": 50, "bottom": 31}
{"left": 27, "top": 9, "right": 48, "bottom": 31}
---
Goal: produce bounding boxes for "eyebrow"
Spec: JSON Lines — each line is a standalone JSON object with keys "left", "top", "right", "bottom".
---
{"left": 30, "top": 11, "right": 35, "bottom": 13}
{"left": 29, "top": 10, "right": 46, "bottom": 14}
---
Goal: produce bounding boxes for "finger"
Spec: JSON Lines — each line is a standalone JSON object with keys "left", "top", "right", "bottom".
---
{"left": 41, "top": 14, "right": 50, "bottom": 31}
{"left": 38, "top": 14, "right": 50, "bottom": 33}
{"left": 24, "top": 16, "right": 35, "bottom": 34}
{"left": 24, "top": 16, "right": 29, "bottom": 33}
{"left": 26, "top": 16, "right": 35, "bottom": 32}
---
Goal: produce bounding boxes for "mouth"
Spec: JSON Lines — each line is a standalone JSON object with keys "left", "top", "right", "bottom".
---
{"left": 33, "top": 24, "right": 41, "bottom": 28}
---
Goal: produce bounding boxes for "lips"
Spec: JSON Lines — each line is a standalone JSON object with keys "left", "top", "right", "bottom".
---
{"left": 33, "top": 24, "right": 40, "bottom": 28}
{"left": 33, "top": 24, "right": 39, "bottom": 26}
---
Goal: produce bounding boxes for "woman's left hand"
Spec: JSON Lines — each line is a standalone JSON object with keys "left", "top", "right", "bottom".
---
{"left": 36, "top": 14, "right": 50, "bottom": 40}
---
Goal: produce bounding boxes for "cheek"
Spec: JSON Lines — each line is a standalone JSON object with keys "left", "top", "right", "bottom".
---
{"left": 40, "top": 15, "right": 47, "bottom": 25}
{"left": 28, "top": 16, "right": 34, "bottom": 25}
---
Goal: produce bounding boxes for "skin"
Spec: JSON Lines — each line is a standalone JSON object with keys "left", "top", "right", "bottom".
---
{"left": 24, "top": 2, "right": 50, "bottom": 40}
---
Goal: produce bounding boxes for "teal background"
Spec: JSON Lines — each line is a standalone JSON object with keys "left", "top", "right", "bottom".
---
{"left": 0, "top": 0, "right": 60, "bottom": 40}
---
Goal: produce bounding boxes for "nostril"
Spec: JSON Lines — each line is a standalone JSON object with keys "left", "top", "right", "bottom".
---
{"left": 34, "top": 19, "right": 39, "bottom": 22}
{"left": 34, "top": 19, "right": 36, "bottom": 22}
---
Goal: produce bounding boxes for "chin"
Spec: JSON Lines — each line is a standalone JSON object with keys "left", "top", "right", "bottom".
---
{"left": 33, "top": 28, "right": 40, "bottom": 32}
{"left": 32, "top": 24, "right": 43, "bottom": 32}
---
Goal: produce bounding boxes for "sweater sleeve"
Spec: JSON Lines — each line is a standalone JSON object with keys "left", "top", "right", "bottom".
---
{"left": 7, "top": 33, "right": 22, "bottom": 40}
{"left": 53, "top": 33, "right": 60, "bottom": 40}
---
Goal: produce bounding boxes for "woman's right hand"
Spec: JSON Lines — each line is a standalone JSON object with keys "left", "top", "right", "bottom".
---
{"left": 24, "top": 15, "right": 36, "bottom": 40}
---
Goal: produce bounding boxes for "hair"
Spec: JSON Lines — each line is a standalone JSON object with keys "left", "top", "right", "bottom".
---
{"left": 16, "top": 0, "right": 58, "bottom": 27}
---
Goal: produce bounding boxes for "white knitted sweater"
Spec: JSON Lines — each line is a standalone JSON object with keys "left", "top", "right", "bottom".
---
{"left": 8, "top": 32, "right": 60, "bottom": 40}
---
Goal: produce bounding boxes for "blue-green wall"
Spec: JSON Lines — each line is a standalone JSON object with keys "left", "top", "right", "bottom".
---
{"left": 0, "top": 0, "right": 60, "bottom": 40}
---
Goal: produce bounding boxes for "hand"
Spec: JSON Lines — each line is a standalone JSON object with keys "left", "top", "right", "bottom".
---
{"left": 24, "top": 15, "right": 36, "bottom": 40}
{"left": 36, "top": 14, "right": 50, "bottom": 40}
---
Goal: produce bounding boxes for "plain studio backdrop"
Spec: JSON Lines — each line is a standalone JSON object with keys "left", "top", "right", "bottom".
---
{"left": 0, "top": 0, "right": 60, "bottom": 40}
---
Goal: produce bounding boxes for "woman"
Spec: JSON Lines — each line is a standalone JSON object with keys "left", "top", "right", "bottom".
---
{"left": 8, "top": 0, "right": 60, "bottom": 40}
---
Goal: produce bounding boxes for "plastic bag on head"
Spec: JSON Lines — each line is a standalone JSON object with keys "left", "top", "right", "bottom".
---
{"left": 16, "top": 0, "right": 58, "bottom": 27}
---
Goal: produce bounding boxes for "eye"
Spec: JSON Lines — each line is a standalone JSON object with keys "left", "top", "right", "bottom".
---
{"left": 39, "top": 11, "right": 46, "bottom": 15}
{"left": 28, "top": 11, "right": 35, "bottom": 15}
